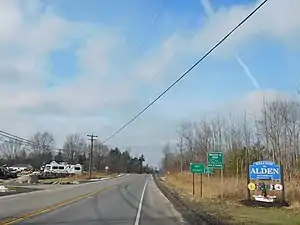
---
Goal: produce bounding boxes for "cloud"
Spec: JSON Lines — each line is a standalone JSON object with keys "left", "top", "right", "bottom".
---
{"left": 200, "top": 0, "right": 261, "bottom": 90}
{"left": 224, "top": 89, "right": 291, "bottom": 117}
{"left": 193, "top": 0, "right": 300, "bottom": 58}
{"left": 0, "top": 0, "right": 298, "bottom": 167}
{"left": 0, "top": 1, "right": 132, "bottom": 131}
{"left": 132, "top": 0, "right": 300, "bottom": 86}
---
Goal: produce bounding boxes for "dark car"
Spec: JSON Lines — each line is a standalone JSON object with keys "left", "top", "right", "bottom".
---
{"left": 0, "top": 166, "right": 18, "bottom": 179}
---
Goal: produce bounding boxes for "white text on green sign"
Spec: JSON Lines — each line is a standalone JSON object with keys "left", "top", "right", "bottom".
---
{"left": 190, "top": 163, "right": 205, "bottom": 174}
{"left": 207, "top": 152, "right": 223, "bottom": 169}
{"left": 205, "top": 167, "right": 213, "bottom": 174}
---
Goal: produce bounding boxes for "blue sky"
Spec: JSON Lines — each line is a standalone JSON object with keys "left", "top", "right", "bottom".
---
{"left": 0, "top": 0, "right": 299, "bottom": 166}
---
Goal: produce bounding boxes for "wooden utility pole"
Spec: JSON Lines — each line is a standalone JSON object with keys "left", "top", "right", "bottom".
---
{"left": 178, "top": 137, "right": 184, "bottom": 173}
{"left": 87, "top": 134, "right": 97, "bottom": 179}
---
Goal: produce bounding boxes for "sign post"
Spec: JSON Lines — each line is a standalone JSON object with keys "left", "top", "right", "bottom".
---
{"left": 280, "top": 165, "right": 285, "bottom": 203}
{"left": 192, "top": 173, "right": 195, "bottom": 196}
{"left": 207, "top": 152, "right": 223, "bottom": 199}
{"left": 200, "top": 173, "right": 203, "bottom": 198}
{"left": 190, "top": 163, "right": 205, "bottom": 196}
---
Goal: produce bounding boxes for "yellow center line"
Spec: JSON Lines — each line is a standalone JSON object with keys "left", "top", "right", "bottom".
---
{"left": 0, "top": 185, "right": 115, "bottom": 225}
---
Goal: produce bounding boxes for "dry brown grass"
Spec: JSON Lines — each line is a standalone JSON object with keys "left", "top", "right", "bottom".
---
{"left": 164, "top": 172, "right": 300, "bottom": 225}
{"left": 166, "top": 172, "right": 300, "bottom": 204}
{"left": 73, "top": 172, "right": 110, "bottom": 180}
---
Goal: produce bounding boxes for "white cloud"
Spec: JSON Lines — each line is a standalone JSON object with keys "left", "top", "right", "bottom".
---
{"left": 0, "top": 0, "right": 298, "bottom": 166}
{"left": 191, "top": 0, "right": 300, "bottom": 58}
{"left": 76, "top": 34, "right": 125, "bottom": 77}
{"left": 0, "top": 1, "right": 22, "bottom": 42}
{"left": 0, "top": 0, "right": 133, "bottom": 113}
{"left": 223, "top": 89, "right": 291, "bottom": 117}
{"left": 0, "top": 1, "right": 133, "bottom": 133}
{"left": 132, "top": 0, "right": 300, "bottom": 85}
{"left": 133, "top": 34, "right": 182, "bottom": 82}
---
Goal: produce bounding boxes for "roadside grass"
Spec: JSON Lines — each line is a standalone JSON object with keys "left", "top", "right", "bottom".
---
{"left": 164, "top": 173, "right": 300, "bottom": 225}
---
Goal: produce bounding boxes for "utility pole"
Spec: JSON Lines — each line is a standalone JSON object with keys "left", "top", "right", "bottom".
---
{"left": 87, "top": 134, "right": 97, "bottom": 179}
{"left": 165, "top": 153, "right": 169, "bottom": 173}
{"left": 179, "top": 137, "right": 184, "bottom": 173}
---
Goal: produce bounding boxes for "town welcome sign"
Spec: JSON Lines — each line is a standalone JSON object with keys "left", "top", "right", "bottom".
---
{"left": 249, "top": 161, "right": 281, "bottom": 180}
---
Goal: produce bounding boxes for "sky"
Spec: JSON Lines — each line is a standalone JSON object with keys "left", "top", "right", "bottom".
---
{"left": 0, "top": 0, "right": 299, "bottom": 167}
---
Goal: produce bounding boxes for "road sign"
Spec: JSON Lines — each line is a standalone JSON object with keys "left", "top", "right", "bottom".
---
{"left": 190, "top": 163, "right": 205, "bottom": 174}
{"left": 204, "top": 166, "right": 213, "bottom": 174}
{"left": 249, "top": 161, "right": 281, "bottom": 180}
{"left": 248, "top": 182, "right": 256, "bottom": 191}
{"left": 207, "top": 152, "right": 223, "bottom": 169}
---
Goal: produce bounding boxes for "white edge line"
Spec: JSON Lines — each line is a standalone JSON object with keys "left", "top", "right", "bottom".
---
{"left": 134, "top": 176, "right": 148, "bottom": 225}
{"left": 152, "top": 175, "right": 188, "bottom": 225}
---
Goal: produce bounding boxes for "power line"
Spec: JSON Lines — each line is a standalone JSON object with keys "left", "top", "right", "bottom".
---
{"left": 0, "top": 130, "right": 38, "bottom": 146}
{"left": 103, "top": 0, "right": 269, "bottom": 144}
{"left": 0, "top": 130, "right": 63, "bottom": 152}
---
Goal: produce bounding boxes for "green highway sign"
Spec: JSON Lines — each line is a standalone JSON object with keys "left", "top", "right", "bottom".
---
{"left": 204, "top": 166, "right": 214, "bottom": 174}
{"left": 190, "top": 163, "right": 205, "bottom": 174}
{"left": 207, "top": 152, "right": 223, "bottom": 169}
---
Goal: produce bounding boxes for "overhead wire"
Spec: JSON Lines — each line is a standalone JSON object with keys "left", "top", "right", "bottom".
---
{"left": 0, "top": 130, "right": 38, "bottom": 147}
{"left": 0, "top": 130, "right": 37, "bottom": 145}
{"left": 102, "top": 0, "right": 269, "bottom": 144}
{"left": 0, "top": 130, "right": 60, "bottom": 151}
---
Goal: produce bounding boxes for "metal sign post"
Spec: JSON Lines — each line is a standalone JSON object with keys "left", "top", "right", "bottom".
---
{"left": 207, "top": 152, "right": 223, "bottom": 200}
{"left": 190, "top": 163, "right": 213, "bottom": 198}
{"left": 190, "top": 163, "right": 205, "bottom": 197}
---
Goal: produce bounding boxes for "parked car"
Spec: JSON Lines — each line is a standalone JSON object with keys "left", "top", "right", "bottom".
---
{"left": 0, "top": 166, "right": 18, "bottom": 179}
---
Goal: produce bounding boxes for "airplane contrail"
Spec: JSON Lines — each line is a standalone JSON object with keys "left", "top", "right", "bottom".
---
{"left": 200, "top": 0, "right": 261, "bottom": 90}
{"left": 201, "top": 0, "right": 214, "bottom": 17}
{"left": 235, "top": 54, "right": 261, "bottom": 90}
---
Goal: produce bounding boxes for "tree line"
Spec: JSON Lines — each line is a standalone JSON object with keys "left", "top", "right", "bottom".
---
{"left": 0, "top": 133, "right": 147, "bottom": 174}
{"left": 162, "top": 99, "right": 300, "bottom": 180}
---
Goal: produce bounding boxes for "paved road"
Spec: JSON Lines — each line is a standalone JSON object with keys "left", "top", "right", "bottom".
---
{"left": 1, "top": 174, "right": 185, "bottom": 225}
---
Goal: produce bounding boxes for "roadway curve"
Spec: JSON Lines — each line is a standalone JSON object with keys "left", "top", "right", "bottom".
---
{"left": 0, "top": 174, "right": 185, "bottom": 225}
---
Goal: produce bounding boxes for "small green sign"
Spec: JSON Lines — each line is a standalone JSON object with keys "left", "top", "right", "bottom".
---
{"left": 190, "top": 163, "right": 205, "bottom": 174}
{"left": 204, "top": 166, "right": 214, "bottom": 174}
{"left": 207, "top": 152, "right": 223, "bottom": 169}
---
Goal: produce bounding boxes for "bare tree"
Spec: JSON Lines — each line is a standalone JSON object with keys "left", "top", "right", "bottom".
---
{"left": 29, "top": 132, "right": 56, "bottom": 167}
{"left": 92, "top": 141, "right": 109, "bottom": 171}
{"left": 0, "top": 139, "right": 23, "bottom": 162}
{"left": 30, "top": 132, "right": 55, "bottom": 154}
{"left": 163, "top": 98, "right": 300, "bottom": 177}
{"left": 63, "top": 133, "right": 86, "bottom": 164}
{"left": 178, "top": 122, "right": 195, "bottom": 162}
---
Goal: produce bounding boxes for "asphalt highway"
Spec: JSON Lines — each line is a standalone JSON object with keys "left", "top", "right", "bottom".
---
{"left": 0, "top": 174, "right": 185, "bottom": 225}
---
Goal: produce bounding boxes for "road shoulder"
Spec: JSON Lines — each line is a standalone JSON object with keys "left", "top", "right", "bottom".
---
{"left": 141, "top": 175, "right": 187, "bottom": 225}
{"left": 153, "top": 175, "right": 226, "bottom": 225}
